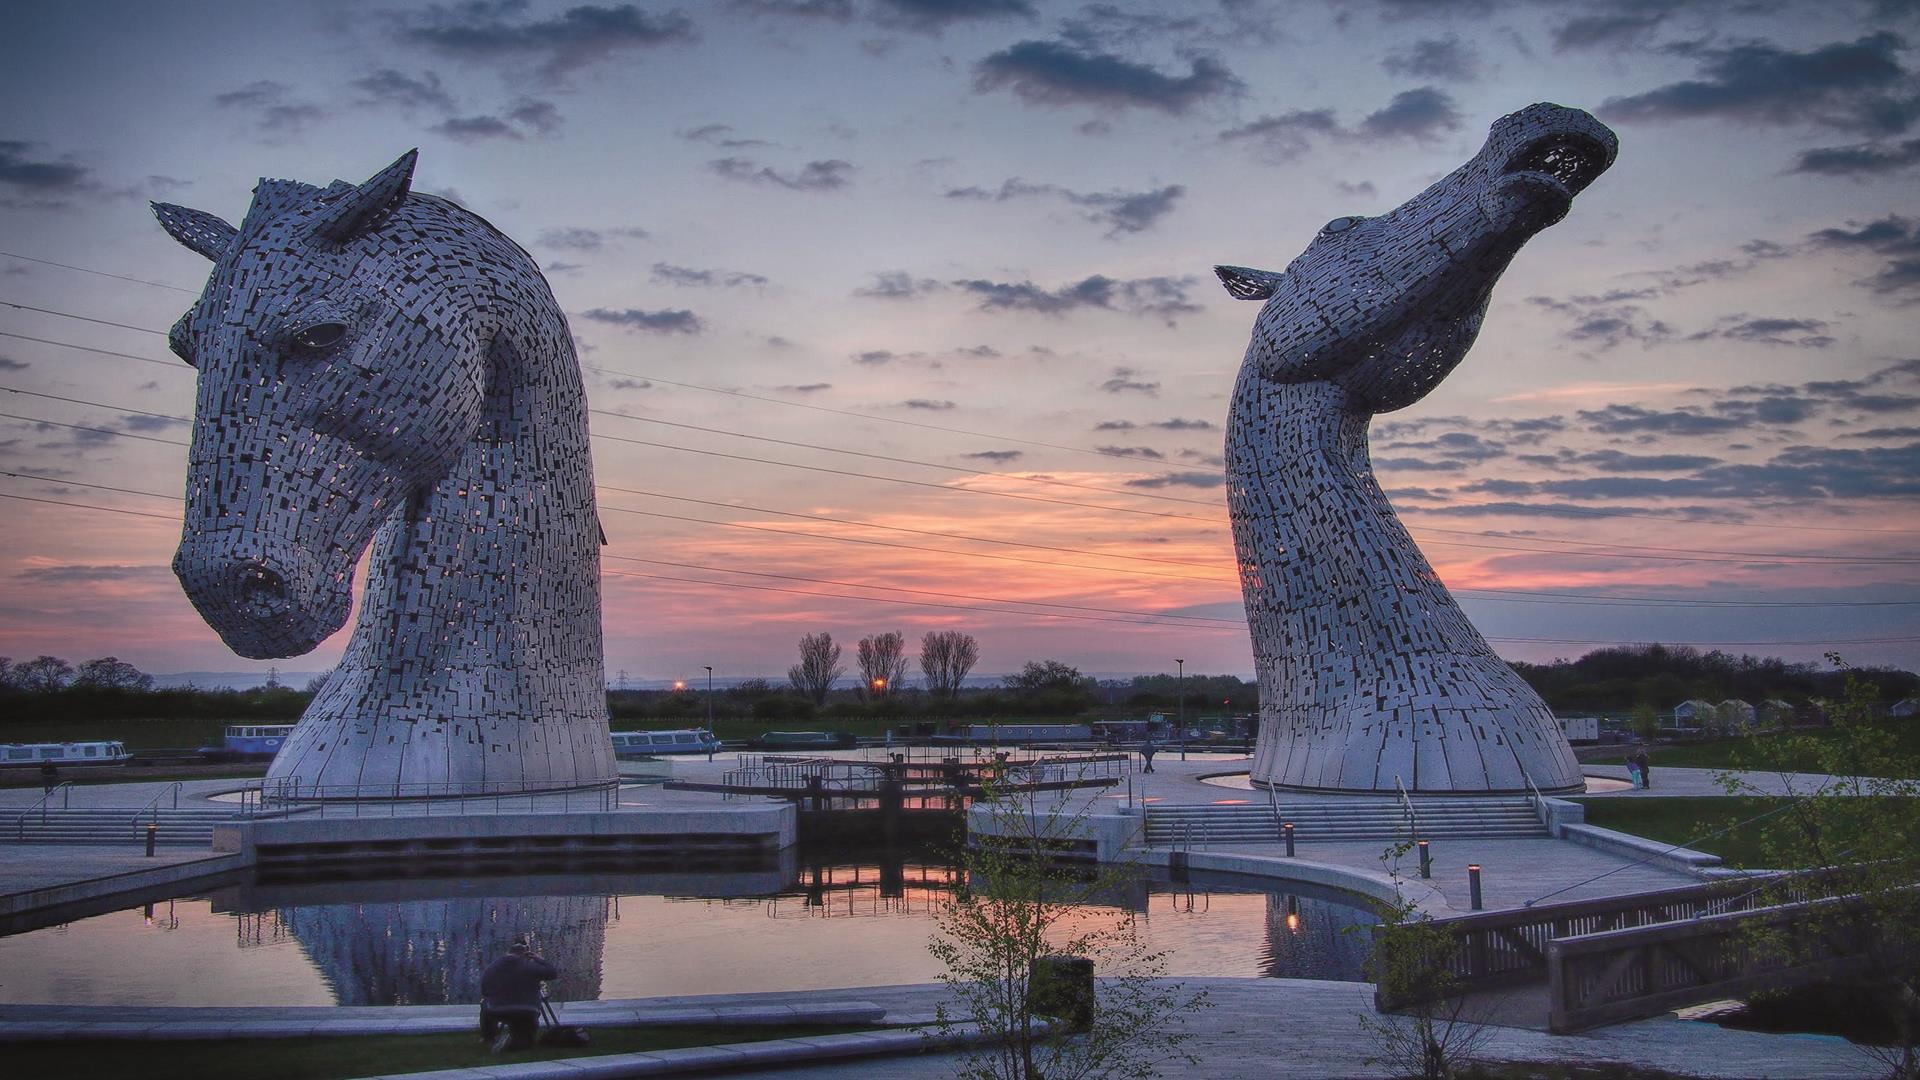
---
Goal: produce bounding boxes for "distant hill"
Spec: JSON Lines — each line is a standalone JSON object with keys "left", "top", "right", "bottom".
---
{"left": 151, "top": 671, "right": 326, "bottom": 691}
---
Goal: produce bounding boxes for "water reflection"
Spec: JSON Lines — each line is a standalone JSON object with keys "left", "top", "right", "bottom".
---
{"left": 1, "top": 849, "right": 1381, "bottom": 1006}
{"left": 278, "top": 895, "right": 606, "bottom": 1005}
{"left": 1259, "top": 891, "right": 1374, "bottom": 982}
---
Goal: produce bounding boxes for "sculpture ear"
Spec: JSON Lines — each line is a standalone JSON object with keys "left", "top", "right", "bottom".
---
{"left": 312, "top": 149, "right": 418, "bottom": 244}
{"left": 1214, "top": 265, "right": 1285, "bottom": 301}
{"left": 152, "top": 202, "right": 239, "bottom": 261}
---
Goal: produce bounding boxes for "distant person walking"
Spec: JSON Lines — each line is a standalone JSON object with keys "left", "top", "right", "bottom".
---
{"left": 39, "top": 760, "right": 58, "bottom": 794}
{"left": 480, "top": 939, "right": 558, "bottom": 1052}
{"left": 1625, "top": 754, "right": 1642, "bottom": 789}
{"left": 1140, "top": 740, "right": 1157, "bottom": 774}
{"left": 1632, "top": 748, "right": 1653, "bottom": 790}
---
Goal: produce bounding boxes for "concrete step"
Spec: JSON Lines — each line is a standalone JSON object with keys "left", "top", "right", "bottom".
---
{"left": 1143, "top": 797, "right": 1549, "bottom": 843}
{"left": 6, "top": 806, "right": 233, "bottom": 845}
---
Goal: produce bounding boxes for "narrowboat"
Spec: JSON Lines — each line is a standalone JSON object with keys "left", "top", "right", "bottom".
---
{"left": 609, "top": 728, "right": 721, "bottom": 757}
{"left": 0, "top": 741, "right": 131, "bottom": 768}
{"left": 200, "top": 724, "right": 296, "bottom": 761}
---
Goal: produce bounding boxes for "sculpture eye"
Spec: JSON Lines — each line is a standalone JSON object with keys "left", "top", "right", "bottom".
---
{"left": 1322, "top": 216, "right": 1363, "bottom": 235}
{"left": 292, "top": 322, "right": 348, "bottom": 351}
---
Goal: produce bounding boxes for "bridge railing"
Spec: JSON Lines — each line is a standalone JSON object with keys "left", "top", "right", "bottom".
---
{"left": 1377, "top": 871, "right": 1852, "bottom": 1009}
{"left": 1546, "top": 890, "right": 1893, "bottom": 1032}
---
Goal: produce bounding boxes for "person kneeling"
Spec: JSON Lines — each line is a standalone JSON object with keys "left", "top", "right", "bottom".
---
{"left": 480, "top": 939, "right": 558, "bottom": 1053}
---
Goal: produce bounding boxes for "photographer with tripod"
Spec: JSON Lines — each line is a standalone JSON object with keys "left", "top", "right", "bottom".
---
{"left": 479, "top": 939, "right": 559, "bottom": 1052}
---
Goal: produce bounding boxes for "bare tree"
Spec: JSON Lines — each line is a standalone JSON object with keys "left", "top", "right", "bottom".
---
{"left": 73, "top": 657, "right": 154, "bottom": 691}
{"left": 919, "top": 630, "right": 979, "bottom": 698}
{"left": 14, "top": 655, "right": 74, "bottom": 692}
{"left": 856, "top": 632, "right": 910, "bottom": 699}
{"left": 787, "top": 632, "right": 843, "bottom": 705}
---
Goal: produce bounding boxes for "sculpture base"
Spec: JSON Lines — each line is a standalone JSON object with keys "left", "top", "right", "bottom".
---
{"left": 256, "top": 775, "right": 622, "bottom": 804}
{"left": 1249, "top": 779, "right": 1587, "bottom": 796}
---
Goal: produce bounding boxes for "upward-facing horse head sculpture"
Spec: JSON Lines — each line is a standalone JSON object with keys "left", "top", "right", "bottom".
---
{"left": 155, "top": 150, "right": 614, "bottom": 796}
{"left": 1219, "top": 104, "right": 1617, "bottom": 794}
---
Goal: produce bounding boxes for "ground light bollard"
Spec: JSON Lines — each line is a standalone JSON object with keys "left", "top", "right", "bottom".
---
{"left": 1418, "top": 839, "right": 1432, "bottom": 879}
{"left": 1283, "top": 821, "right": 1295, "bottom": 857}
{"left": 145, "top": 822, "right": 157, "bottom": 857}
{"left": 1468, "top": 863, "right": 1484, "bottom": 910}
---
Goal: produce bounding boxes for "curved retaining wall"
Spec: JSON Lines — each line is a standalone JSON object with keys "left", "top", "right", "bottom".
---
{"left": 214, "top": 803, "right": 796, "bottom": 870}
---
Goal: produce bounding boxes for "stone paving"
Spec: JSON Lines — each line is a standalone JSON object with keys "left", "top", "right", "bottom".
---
{"left": 0, "top": 982, "right": 1874, "bottom": 1078}
{"left": 705, "top": 980, "right": 1872, "bottom": 1080}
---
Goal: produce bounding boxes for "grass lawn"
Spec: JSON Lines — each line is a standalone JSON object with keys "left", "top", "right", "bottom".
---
{"left": 0, "top": 717, "right": 240, "bottom": 750}
{"left": 1572, "top": 796, "right": 1791, "bottom": 868}
{"left": 0, "top": 762, "right": 267, "bottom": 788}
{"left": 5, "top": 1022, "right": 880, "bottom": 1080}
{"left": 1583, "top": 723, "right": 1920, "bottom": 775}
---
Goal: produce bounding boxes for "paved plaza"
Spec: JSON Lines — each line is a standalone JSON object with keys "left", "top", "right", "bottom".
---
{"left": 0, "top": 753, "right": 1892, "bottom": 1077}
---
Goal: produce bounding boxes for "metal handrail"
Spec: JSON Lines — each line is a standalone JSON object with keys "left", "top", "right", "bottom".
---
{"left": 1394, "top": 775, "right": 1419, "bottom": 843}
{"left": 1523, "top": 772, "right": 1551, "bottom": 831}
{"left": 245, "top": 776, "right": 623, "bottom": 818}
{"left": 131, "top": 781, "right": 185, "bottom": 829}
{"left": 1265, "top": 780, "right": 1284, "bottom": 841}
{"left": 18, "top": 781, "right": 75, "bottom": 838}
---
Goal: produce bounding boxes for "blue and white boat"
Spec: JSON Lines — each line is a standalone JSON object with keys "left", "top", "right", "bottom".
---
{"left": 0, "top": 741, "right": 131, "bottom": 768}
{"left": 202, "top": 724, "right": 296, "bottom": 761}
{"left": 609, "top": 728, "right": 721, "bottom": 757}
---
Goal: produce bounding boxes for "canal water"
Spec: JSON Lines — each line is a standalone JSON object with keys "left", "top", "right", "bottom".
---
{"left": 0, "top": 852, "right": 1377, "bottom": 1006}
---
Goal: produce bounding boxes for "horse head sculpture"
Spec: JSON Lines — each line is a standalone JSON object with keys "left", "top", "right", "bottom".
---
{"left": 1220, "top": 104, "right": 1616, "bottom": 793}
{"left": 156, "top": 151, "right": 613, "bottom": 795}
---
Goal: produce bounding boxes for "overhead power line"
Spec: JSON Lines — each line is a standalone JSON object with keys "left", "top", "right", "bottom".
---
{"left": 588, "top": 408, "right": 1221, "bottom": 511}
{"left": 10, "top": 476, "right": 1920, "bottom": 614}
{"left": 596, "top": 482, "right": 1218, "bottom": 570}
{"left": 5, "top": 393, "right": 1920, "bottom": 568}
{"left": 0, "top": 253, "right": 1204, "bottom": 474}
{"left": 600, "top": 503, "right": 1223, "bottom": 582}
{"left": 0, "top": 331, "right": 182, "bottom": 368}
{"left": 603, "top": 554, "right": 1240, "bottom": 624}
{"left": 0, "top": 250, "right": 197, "bottom": 293}
{"left": 1, "top": 299, "right": 166, "bottom": 336}
{"left": 579, "top": 360, "right": 1199, "bottom": 473}
{"left": 3, "top": 298, "right": 1918, "bottom": 545}
{"left": 589, "top": 427, "right": 1217, "bottom": 522}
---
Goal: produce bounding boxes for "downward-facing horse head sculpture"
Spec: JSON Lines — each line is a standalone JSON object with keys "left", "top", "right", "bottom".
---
{"left": 154, "top": 150, "right": 615, "bottom": 797}
{"left": 1219, "top": 103, "right": 1617, "bottom": 794}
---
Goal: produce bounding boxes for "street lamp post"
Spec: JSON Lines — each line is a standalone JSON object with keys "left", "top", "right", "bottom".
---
{"left": 1176, "top": 658, "right": 1186, "bottom": 761}
{"left": 704, "top": 666, "right": 715, "bottom": 759}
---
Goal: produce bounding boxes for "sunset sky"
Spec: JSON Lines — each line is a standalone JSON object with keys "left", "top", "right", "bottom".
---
{"left": 2, "top": 0, "right": 1917, "bottom": 685}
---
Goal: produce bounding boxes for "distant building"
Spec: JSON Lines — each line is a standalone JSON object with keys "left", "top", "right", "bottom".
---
{"left": 1716, "top": 699, "right": 1757, "bottom": 729}
{"left": 1673, "top": 699, "right": 1715, "bottom": 728}
{"left": 1758, "top": 699, "right": 1796, "bottom": 727}
{"left": 1892, "top": 698, "right": 1919, "bottom": 719}
{"left": 1557, "top": 716, "right": 1601, "bottom": 743}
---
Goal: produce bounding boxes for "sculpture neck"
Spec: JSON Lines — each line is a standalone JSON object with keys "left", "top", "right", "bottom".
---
{"left": 1227, "top": 378, "right": 1466, "bottom": 656}
{"left": 346, "top": 319, "right": 603, "bottom": 705}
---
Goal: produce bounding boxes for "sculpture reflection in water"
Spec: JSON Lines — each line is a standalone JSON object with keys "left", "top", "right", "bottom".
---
{"left": 279, "top": 894, "right": 606, "bottom": 1006}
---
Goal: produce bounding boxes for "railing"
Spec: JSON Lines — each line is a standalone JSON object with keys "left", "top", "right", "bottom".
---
{"left": 131, "top": 782, "right": 184, "bottom": 830}
{"left": 238, "top": 777, "right": 622, "bottom": 818}
{"left": 1546, "top": 889, "right": 1897, "bottom": 1032}
{"left": 16, "top": 781, "right": 75, "bottom": 839}
{"left": 1394, "top": 775, "right": 1419, "bottom": 844}
{"left": 1377, "top": 870, "right": 1860, "bottom": 1010}
{"left": 1523, "top": 772, "right": 1550, "bottom": 832}
{"left": 1265, "top": 781, "right": 1284, "bottom": 841}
